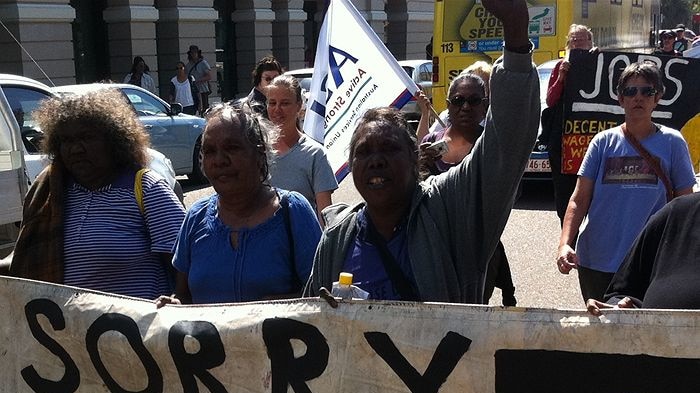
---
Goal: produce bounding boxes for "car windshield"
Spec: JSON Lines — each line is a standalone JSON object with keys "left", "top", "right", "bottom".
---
{"left": 123, "top": 88, "right": 168, "bottom": 117}
{"left": 287, "top": 73, "right": 313, "bottom": 91}
{"left": 3, "top": 86, "right": 50, "bottom": 133}
{"left": 402, "top": 66, "right": 414, "bottom": 77}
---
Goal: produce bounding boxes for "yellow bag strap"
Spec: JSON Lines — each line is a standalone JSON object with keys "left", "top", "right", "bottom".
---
{"left": 134, "top": 168, "right": 149, "bottom": 215}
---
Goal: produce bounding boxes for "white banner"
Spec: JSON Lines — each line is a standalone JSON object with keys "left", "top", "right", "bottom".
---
{"left": 303, "top": 0, "right": 418, "bottom": 181}
{"left": 2, "top": 276, "right": 700, "bottom": 393}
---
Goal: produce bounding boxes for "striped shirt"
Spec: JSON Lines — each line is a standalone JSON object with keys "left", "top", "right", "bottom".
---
{"left": 63, "top": 170, "right": 185, "bottom": 299}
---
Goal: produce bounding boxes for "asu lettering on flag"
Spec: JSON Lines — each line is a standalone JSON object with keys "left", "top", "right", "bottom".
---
{"left": 304, "top": 0, "right": 418, "bottom": 181}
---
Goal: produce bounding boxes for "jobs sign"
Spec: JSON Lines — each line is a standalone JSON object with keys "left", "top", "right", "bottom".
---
{"left": 2, "top": 276, "right": 700, "bottom": 392}
{"left": 561, "top": 50, "right": 700, "bottom": 174}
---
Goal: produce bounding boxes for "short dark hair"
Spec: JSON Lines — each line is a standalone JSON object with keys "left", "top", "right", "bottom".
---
{"left": 348, "top": 107, "right": 417, "bottom": 176}
{"left": 616, "top": 61, "right": 665, "bottom": 97}
{"left": 448, "top": 73, "right": 486, "bottom": 98}
{"left": 252, "top": 56, "right": 284, "bottom": 87}
{"left": 130, "top": 56, "right": 149, "bottom": 74}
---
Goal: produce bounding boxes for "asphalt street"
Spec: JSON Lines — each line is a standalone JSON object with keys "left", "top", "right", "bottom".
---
{"left": 182, "top": 176, "right": 585, "bottom": 310}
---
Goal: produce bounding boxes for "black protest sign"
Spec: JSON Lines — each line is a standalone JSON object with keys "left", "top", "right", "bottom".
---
{"left": 495, "top": 349, "right": 700, "bottom": 393}
{"left": 560, "top": 50, "right": 700, "bottom": 174}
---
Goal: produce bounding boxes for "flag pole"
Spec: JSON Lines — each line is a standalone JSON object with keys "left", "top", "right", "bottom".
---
{"left": 430, "top": 104, "right": 446, "bottom": 128}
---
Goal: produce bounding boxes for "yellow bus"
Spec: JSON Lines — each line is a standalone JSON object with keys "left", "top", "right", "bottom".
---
{"left": 431, "top": 0, "right": 661, "bottom": 112}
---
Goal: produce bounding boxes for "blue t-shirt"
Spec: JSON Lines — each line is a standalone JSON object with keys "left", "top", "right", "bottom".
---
{"left": 63, "top": 170, "right": 185, "bottom": 299}
{"left": 577, "top": 125, "right": 696, "bottom": 272}
{"left": 173, "top": 189, "right": 321, "bottom": 303}
{"left": 341, "top": 207, "right": 417, "bottom": 300}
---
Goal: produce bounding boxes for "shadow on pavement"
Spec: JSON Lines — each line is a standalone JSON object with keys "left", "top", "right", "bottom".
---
{"left": 515, "top": 180, "right": 556, "bottom": 211}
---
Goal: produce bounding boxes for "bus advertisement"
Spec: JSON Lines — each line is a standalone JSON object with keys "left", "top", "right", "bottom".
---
{"left": 431, "top": 0, "right": 661, "bottom": 113}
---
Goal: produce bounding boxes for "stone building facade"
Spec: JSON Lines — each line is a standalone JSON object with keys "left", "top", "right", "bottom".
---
{"left": 0, "top": 0, "right": 433, "bottom": 101}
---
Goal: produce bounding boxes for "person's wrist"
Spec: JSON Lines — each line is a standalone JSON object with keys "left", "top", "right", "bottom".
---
{"left": 505, "top": 40, "right": 533, "bottom": 54}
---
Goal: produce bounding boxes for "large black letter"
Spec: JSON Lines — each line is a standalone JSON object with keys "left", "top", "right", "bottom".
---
{"left": 364, "top": 331, "right": 471, "bottom": 393}
{"left": 85, "top": 313, "right": 162, "bottom": 393}
{"left": 262, "top": 318, "right": 329, "bottom": 393}
{"left": 169, "top": 320, "right": 227, "bottom": 393}
{"left": 22, "top": 298, "right": 80, "bottom": 393}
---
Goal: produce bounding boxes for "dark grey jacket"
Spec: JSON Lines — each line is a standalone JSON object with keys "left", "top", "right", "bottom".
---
{"left": 307, "top": 50, "right": 540, "bottom": 304}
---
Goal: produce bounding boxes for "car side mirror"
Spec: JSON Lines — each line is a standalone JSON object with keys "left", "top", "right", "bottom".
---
{"left": 170, "top": 103, "right": 183, "bottom": 115}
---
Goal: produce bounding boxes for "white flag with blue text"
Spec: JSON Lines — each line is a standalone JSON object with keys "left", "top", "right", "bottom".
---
{"left": 304, "top": 0, "right": 419, "bottom": 181}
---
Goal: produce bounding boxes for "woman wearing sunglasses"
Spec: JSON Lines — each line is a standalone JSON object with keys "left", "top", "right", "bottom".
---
{"left": 557, "top": 61, "right": 696, "bottom": 304}
{"left": 418, "top": 73, "right": 488, "bottom": 177}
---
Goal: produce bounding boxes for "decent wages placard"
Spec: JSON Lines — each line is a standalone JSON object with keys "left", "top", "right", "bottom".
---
{"left": 2, "top": 276, "right": 700, "bottom": 392}
{"left": 560, "top": 51, "right": 700, "bottom": 174}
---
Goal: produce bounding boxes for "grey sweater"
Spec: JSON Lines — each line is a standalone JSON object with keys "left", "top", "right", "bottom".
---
{"left": 307, "top": 50, "right": 540, "bottom": 304}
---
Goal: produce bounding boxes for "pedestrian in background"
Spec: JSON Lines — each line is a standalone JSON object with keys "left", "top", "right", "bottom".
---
{"left": 673, "top": 25, "right": 689, "bottom": 53}
{"left": 169, "top": 61, "right": 198, "bottom": 115}
{"left": 186, "top": 45, "right": 213, "bottom": 115}
{"left": 10, "top": 89, "right": 185, "bottom": 299}
{"left": 653, "top": 30, "right": 682, "bottom": 56}
{"left": 266, "top": 74, "right": 338, "bottom": 226}
{"left": 545, "top": 24, "right": 598, "bottom": 226}
{"left": 243, "top": 55, "right": 283, "bottom": 118}
{"left": 156, "top": 103, "right": 321, "bottom": 306}
{"left": 557, "top": 61, "right": 696, "bottom": 303}
{"left": 415, "top": 61, "right": 491, "bottom": 144}
{"left": 124, "top": 56, "right": 157, "bottom": 94}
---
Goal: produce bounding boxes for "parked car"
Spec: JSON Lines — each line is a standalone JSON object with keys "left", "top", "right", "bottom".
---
{"left": 397, "top": 59, "right": 433, "bottom": 123}
{"left": 0, "top": 74, "right": 185, "bottom": 192}
{"left": 52, "top": 83, "right": 207, "bottom": 182}
{"left": 284, "top": 59, "right": 432, "bottom": 129}
{"left": 521, "top": 59, "right": 560, "bottom": 181}
{"left": 284, "top": 68, "right": 313, "bottom": 92}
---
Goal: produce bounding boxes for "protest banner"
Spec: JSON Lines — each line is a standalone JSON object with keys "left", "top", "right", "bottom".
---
{"left": 560, "top": 50, "right": 700, "bottom": 174}
{"left": 2, "top": 276, "right": 700, "bottom": 392}
{"left": 303, "top": 0, "right": 418, "bottom": 181}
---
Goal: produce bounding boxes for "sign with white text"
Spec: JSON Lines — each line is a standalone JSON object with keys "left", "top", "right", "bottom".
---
{"left": 303, "top": 0, "right": 418, "bottom": 181}
{"left": 561, "top": 51, "right": 700, "bottom": 174}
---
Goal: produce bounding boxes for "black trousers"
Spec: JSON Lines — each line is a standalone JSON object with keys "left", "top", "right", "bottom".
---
{"left": 548, "top": 140, "right": 578, "bottom": 226}
{"left": 484, "top": 241, "right": 517, "bottom": 306}
{"left": 578, "top": 265, "right": 615, "bottom": 304}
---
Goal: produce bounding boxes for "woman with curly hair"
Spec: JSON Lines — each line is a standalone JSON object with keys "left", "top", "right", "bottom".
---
{"left": 9, "top": 89, "right": 185, "bottom": 299}
{"left": 156, "top": 103, "right": 321, "bottom": 305}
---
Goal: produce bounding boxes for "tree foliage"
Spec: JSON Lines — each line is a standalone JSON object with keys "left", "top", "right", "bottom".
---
{"left": 661, "top": 0, "right": 692, "bottom": 28}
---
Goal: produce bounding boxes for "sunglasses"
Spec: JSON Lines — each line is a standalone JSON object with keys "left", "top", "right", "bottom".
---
{"left": 447, "top": 95, "right": 486, "bottom": 108}
{"left": 621, "top": 86, "right": 658, "bottom": 97}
